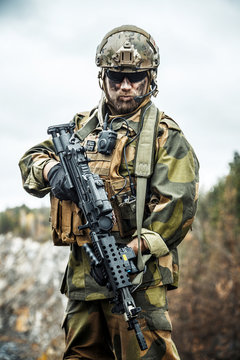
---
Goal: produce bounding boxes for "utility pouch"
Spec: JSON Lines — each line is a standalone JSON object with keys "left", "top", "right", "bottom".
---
{"left": 50, "top": 195, "right": 91, "bottom": 246}
{"left": 105, "top": 179, "right": 137, "bottom": 238}
{"left": 119, "top": 197, "right": 136, "bottom": 220}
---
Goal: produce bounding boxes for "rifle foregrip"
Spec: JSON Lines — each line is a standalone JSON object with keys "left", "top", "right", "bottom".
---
{"left": 82, "top": 243, "right": 100, "bottom": 266}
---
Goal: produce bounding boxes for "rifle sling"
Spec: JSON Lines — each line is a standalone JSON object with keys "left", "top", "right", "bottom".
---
{"left": 76, "top": 109, "right": 99, "bottom": 141}
{"left": 134, "top": 104, "right": 162, "bottom": 284}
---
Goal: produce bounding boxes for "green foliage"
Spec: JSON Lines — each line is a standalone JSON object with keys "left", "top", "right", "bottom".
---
{"left": 169, "top": 151, "right": 240, "bottom": 360}
{"left": 0, "top": 211, "right": 16, "bottom": 234}
{"left": 0, "top": 205, "right": 51, "bottom": 242}
{"left": 228, "top": 151, "right": 240, "bottom": 219}
{"left": 198, "top": 179, "right": 225, "bottom": 226}
{"left": 198, "top": 151, "right": 240, "bottom": 231}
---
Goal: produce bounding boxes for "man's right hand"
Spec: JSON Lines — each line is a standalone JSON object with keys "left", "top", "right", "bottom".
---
{"left": 47, "top": 162, "right": 78, "bottom": 203}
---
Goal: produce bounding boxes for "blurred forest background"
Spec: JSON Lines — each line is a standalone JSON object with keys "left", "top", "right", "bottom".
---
{"left": 0, "top": 152, "right": 240, "bottom": 359}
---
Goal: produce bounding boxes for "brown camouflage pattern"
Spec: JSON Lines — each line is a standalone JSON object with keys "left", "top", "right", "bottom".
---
{"left": 62, "top": 286, "right": 180, "bottom": 360}
{"left": 95, "top": 25, "right": 160, "bottom": 71}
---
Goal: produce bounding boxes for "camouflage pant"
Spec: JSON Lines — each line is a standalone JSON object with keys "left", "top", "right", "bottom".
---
{"left": 62, "top": 286, "right": 180, "bottom": 360}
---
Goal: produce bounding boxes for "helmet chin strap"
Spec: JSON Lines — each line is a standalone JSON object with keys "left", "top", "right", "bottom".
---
{"left": 97, "top": 92, "right": 106, "bottom": 127}
{"left": 98, "top": 69, "right": 105, "bottom": 90}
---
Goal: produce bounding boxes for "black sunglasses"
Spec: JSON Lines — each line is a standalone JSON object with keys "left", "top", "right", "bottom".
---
{"left": 106, "top": 70, "right": 147, "bottom": 83}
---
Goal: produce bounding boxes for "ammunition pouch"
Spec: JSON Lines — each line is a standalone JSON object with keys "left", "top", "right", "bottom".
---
{"left": 50, "top": 195, "right": 91, "bottom": 246}
{"left": 105, "top": 178, "right": 137, "bottom": 238}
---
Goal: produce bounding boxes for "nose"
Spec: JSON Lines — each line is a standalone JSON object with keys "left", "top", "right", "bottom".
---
{"left": 120, "top": 77, "right": 132, "bottom": 90}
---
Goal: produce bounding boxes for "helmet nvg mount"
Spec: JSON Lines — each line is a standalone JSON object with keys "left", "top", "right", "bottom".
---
{"left": 96, "top": 25, "right": 160, "bottom": 97}
{"left": 96, "top": 25, "right": 160, "bottom": 72}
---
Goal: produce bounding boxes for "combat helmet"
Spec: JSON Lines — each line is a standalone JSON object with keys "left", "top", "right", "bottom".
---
{"left": 96, "top": 25, "right": 160, "bottom": 96}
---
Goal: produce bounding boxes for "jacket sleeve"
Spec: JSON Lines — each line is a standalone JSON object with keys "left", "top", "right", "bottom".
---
{"left": 141, "top": 118, "right": 199, "bottom": 255}
{"left": 18, "top": 113, "right": 89, "bottom": 198}
{"left": 18, "top": 139, "right": 57, "bottom": 198}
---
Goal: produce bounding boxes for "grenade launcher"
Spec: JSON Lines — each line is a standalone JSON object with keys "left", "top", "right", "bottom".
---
{"left": 47, "top": 122, "right": 147, "bottom": 351}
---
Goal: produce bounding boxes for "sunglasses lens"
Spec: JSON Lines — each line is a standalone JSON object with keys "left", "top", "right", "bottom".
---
{"left": 106, "top": 71, "right": 124, "bottom": 83}
{"left": 127, "top": 72, "right": 147, "bottom": 82}
{"left": 107, "top": 70, "right": 147, "bottom": 83}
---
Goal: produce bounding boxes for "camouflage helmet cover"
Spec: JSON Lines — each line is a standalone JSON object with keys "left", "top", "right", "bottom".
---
{"left": 95, "top": 25, "right": 160, "bottom": 72}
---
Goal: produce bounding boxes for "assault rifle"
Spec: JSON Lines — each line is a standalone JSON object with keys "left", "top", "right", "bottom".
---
{"left": 47, "top": 122, "right": 147, "bottom": 351}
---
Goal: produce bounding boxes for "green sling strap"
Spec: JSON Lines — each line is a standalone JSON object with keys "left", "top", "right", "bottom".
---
{"left": 75, "top": 108, "right": 99, "bottom": 141}
{"left": 132, "top": 103, "right": 163, "bottom": 285}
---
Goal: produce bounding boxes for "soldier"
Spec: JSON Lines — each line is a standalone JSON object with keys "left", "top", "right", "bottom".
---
{"left": 19, "top": 25, "right": 199, "bottom": 360}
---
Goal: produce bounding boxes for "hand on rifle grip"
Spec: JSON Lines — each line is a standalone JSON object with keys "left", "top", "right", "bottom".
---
{"left": 48, "top": 163, "right": 78, "bottom": 203}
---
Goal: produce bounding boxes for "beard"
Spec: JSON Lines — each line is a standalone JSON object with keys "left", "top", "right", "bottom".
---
{"left": 104, "top": 76, "right": 149, "bottom": 115}
{"left": 110, "top": 97, "right": 139, "bottom": 114}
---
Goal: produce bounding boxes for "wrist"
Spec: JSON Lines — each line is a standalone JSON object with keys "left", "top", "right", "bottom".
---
{"left": 43, "top": 160, "right": 59, "bottom": 182}
{"left": 127, "top": 237, "right": 149, "bottom": 255}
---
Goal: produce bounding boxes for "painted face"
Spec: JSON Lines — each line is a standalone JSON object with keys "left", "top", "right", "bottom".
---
{"left": 104, "top": 71, "right": 149, "bottom": 114}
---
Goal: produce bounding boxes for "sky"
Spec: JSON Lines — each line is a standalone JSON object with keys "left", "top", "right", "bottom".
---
{"left": 0, "top": 0, "right": 240, "bottom": 210}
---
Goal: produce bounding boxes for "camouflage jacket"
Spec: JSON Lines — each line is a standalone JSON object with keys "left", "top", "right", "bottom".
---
{"left": 19, "top": 100, "right": 199, "bottom": 301}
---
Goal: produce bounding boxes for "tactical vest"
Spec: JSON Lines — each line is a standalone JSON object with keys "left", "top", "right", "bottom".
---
{"left": 50, "top": 102, "right": 172, "bottom": 248}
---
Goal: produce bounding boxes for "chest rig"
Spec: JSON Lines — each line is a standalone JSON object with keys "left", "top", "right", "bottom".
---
{"left": 76, "top": 102, "right": 162, "bottom": 272}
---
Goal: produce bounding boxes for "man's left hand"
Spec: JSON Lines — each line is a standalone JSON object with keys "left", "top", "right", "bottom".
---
{"left": 127, "top": 237, "right": 149, "bottom": 255}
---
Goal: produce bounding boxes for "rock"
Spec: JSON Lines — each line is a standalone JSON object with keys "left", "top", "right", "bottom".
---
{"left": 0, "top": 234, "right": 70, "bottom": 359}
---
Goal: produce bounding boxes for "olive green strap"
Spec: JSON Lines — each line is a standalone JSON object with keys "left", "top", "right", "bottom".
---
{"left": 136, "top": 177, "right": 150, "bottom": 271}
{"left": 135, "top": 103, "right": 159, "bottom": 177}
{"left": 75, "top": 109, "right": 99, "bottom": 141}
{"left": 134, "top": 104, "right": 163, "bottom": 278}
{"left": 132, "top": 176, "right": 151, "bottom": 286}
